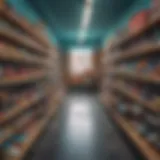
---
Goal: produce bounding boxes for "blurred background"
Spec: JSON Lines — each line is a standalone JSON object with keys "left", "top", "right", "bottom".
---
{"left": 0, "top": 0, "right": 159, "bottom": 160}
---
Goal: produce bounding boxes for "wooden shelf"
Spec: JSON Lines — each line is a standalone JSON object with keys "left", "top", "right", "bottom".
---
{"left": 7, "top": 104, "right": 57, "bottom": 160}
{"left": 0, "top": 94, "right": 45, "bottom": 125}
{"left": 0, "top": 46, "right": 46, "bottom": 65}
{"left": 113, "top": 12, "right": 160, "bottom": 49}
{"left": 0, "top": 88, "right": 52, "bottom": 145}
{"left": 0, "top": 71, "right": 46, "bottom": 87}
{"left": 0, "top": 115, "right": 34, "bottom": 145}
{"left": 0, "top": 28, "right": 48, "bottom": 56}
{"left": 112, "top": 112, "right": 160, "bottom": 160}
{"left": 110, "top": 70, "right": 160, "bottom": 84}
{"left": 0, "top": 6, "right": 62, "bottom": 160}
{"left": 0, "top": 8, "right": 50, "bottom": 48}
{"left": 115, "top": 42, "right": 160, "bottom": 62}
{"left": 113, "top": 85, "right": 159, "bottom": 112}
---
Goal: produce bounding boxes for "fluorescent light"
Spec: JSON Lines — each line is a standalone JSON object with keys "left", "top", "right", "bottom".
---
{"left": 81, "top": 5, "right": 92, "bottom": 29}
{"left": 79, "top": 0, "right": 94, "bottom": 43}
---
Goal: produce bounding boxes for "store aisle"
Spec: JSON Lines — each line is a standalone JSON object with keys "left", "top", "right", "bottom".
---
{"left": 32, "top": 91, "right": 135, "bottom": 160}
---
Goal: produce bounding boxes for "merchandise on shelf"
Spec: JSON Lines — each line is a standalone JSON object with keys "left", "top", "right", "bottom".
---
{"left": 116, "top": 94, "right": 160, "bottom": 150}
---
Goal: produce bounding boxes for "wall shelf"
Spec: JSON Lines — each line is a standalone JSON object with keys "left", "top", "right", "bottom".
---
{"left": 0, "top": 93, "right": 46, "bottom": 125}
{"left": 112, "top": 85, "right": 159, "bottom": 112}
{"left": 0, "top": 6, "right": 63, "bottom": 160}
{"left": 0, "top": 7, "right": 50, "bottom": 48}
{"left": 0, "top": 46, "right": 46, "bottom": 65}
{"left": 0, "top": 71, "right": 46, "bottom": 87}
{"left": 114, "top": 42, "right": 160, "bottom": 62}
{"left": 112, "top": 11, "right": 160, "bottom": 49}
{"left": 0, "top": 28, "right": 48, "bottom": 56}
{"left": 101, "top": 6, "right": 160, "bottom": 160}
{"left": 6, "top": 98, "right": 58, "bottom": 160}
{"left": 112, "top": 112, "right": 160, "bottom": 160}
{"left": 109, "top": 70, "right": 160, "bottom": 84}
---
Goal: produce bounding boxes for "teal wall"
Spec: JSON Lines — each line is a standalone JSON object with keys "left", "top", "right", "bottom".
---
{"left": 7, "top": 0, "right": 57, "bottom": 45}
{"left": 103, "top": 0, "right": 151, "bottom": 46}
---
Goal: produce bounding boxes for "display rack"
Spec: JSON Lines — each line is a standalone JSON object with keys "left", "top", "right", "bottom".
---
{"left": 5, "top": 93, "right": 59, "bottom": 160}
{"left": 0, "top": 4, "right": 64, "bottom": 160}
{"left": 101, "top": 7, "right": 160, "bottom": 160}
{"left": 0, "top": 7, "right": 51, "bottom": 48}
{"left": 113, "top": 111, "right": 160, "bottom": 160}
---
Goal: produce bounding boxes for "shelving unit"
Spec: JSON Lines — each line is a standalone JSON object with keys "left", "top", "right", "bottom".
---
{"left": 0, "top": 47, "right": 46, "bottom": 65}
{"left": 0, "top": 71, "right": 46, "bottom": 86}
{"left": 0, "top": 90, "right": 47, "bottom": 124}
{"left": 108, "top": 70, "right": 160, "bottom": 84}
{"left": 112, "top": 42, "right": 160, "bottom": 62}
{"left": 4, "top": 93, "right": 58, "bottom": 160}
{"left": 112, "top": 111, "right": 160, "bottom": 160}
{"left": 0, "top": 3, "right": 64, "bottom": 160}
{"left": 0, "top": 28, "right": 47, "bottom": 56}
{"left": 112, "top": 10, "right": 160, "bottom": 49}
{"left": 0, "top": 7, "right": 51, "bottom": 48}
{"left": 101, "top": 5, "right": 160, "bottom": 160}
{"left": 111, "top": 84, "right": 159, "bottom": 112}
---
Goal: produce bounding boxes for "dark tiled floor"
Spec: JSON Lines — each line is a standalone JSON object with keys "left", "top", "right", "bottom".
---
{"left": 31, "top": 91, "right": 135, "bottom": 160}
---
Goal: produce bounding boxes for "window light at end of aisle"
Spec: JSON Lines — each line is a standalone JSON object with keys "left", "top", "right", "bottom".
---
{"left": 68, "top": 47, "right": 94, "bottom": 76}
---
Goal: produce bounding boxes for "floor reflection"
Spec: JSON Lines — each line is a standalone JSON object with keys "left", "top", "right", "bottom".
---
{"left": 67, "top": 100, "right": 94, "bottom": 143}
{"left": 58, "top": 94, "right": 98, "bottom": 160}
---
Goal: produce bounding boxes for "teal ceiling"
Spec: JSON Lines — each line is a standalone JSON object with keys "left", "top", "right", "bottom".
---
{"left": 27, "top": 0, "right": 138, "bottom": 49}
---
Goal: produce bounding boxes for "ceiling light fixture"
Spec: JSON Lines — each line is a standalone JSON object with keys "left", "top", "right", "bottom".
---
{"left": 79, "top": 0, "right": 94, "bottom": 43}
